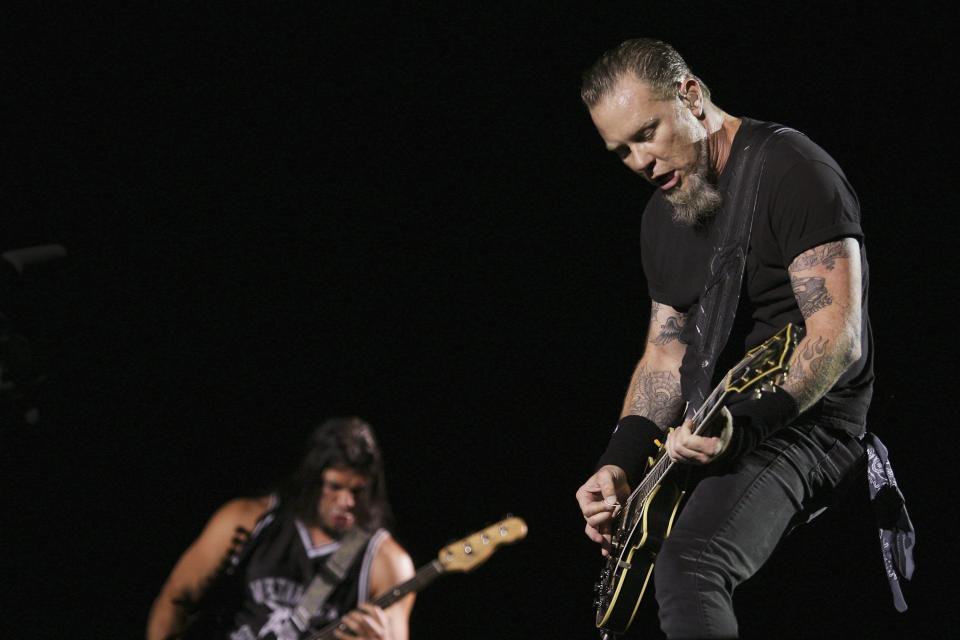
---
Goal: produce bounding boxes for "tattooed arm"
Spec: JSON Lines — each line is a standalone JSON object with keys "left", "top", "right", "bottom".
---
{"left": 577, "top": 299, "right": 689, "bottom": 550}
{"left": 619, "top": 300, "right": 689, "bottom": 428}
{"left": 662, "top": 238, "right": 864, "bottom": 467}
{"left": 781, "top": 238, "right": 863, "bottom": 411}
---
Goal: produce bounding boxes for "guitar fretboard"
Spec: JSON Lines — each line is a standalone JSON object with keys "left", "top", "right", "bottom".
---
{"left": 622, "top": 328, "right": 794, "bottom": 533}
{"left": 625, "top": 365, "right": 739, "bottom": 529}
{"left": 308, "top": 560, "right": 444, "bottom": 640}
{"left": 372, "top": 559, "right": 444, "bottom": 609}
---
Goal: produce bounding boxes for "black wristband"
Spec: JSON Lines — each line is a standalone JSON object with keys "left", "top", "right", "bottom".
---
{"left": 724, "top": 387, "right": 800, "bottom": 459}
{"left": 595, "top": 415, "right": 664, "bottom": 486}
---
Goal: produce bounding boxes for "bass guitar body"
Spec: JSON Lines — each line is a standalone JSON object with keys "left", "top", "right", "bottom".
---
{"left": 594, "top": 474, "right": 684, "bottom": 633}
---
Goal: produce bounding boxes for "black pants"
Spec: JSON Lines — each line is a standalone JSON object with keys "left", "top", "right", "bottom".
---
{"left": 654, "top": 421, "right": 864, "bottom": 639}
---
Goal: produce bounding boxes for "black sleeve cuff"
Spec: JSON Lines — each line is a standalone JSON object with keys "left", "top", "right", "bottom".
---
{"left": 724, "top": 388, "right": 800, "bottom": 459}
{"left": 595, "top": 415, "right": 664, "bottom": 486}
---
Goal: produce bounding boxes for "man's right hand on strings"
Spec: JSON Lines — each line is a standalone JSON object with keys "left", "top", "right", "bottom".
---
{"left": 576, "top": 464, "right": 631, "bottom": 555}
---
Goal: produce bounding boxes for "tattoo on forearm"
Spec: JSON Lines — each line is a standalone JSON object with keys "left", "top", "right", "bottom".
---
{"left": 790, "top": 275, "right": 833, "bottom": 318}
{"left": 783, "top": 335, "right": 848, "bottom": 412}
{"left": 625, "top": 363, "right": 683, "bottom": 429}
{"left": 789, "top": 242, "right": 851, "bottom": 272}
{"left": 791, "top": 336, "right": 829, "bottom": 379}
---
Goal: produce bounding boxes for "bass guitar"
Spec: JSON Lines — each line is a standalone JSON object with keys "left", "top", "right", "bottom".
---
{"left": 593, "top": 323, "right": 801, "bottom": 637}
{"left": 309, "top": 516, "right": 528, "bottom": 639}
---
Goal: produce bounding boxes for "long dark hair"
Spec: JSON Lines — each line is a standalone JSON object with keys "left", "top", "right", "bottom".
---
{"left": 279, "top": 416, "right": 394, "bottom": 532}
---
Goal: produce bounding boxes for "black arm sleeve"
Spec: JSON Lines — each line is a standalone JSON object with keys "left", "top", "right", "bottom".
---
{"left": 722, "top": 389, "right": 800, "bottom": 459}
{"left": 595, "top": 415, "right": 665, "bottom": 486}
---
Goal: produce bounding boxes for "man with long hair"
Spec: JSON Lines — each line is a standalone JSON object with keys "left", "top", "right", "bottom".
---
{"left": 148, "top": 417, "right": 414, "bottom": 640}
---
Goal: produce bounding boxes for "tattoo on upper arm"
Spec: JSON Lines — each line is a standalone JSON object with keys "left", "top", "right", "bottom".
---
{"left": 790, "top": 275, "right": 832, "bottom": 318}
{"left": 789, "top": 242, "right": 851, "bottom": 271}
{"left": 788, "top": 241, "right": 851, "bottom": 319}
{"left": 650, "top": 316, "right": 686, "bottom": 345}
{"left": 781, "top": 240, "right": 861, "bottom": 411}
{"left": 648, "top": 303, "right": 687, "bottom": 346}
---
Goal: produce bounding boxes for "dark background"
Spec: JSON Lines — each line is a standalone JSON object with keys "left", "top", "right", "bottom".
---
{"left": 2, "top": 3, "right": 957, "bottom": 638}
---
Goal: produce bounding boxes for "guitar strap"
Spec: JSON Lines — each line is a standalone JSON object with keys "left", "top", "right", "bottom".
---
{"left": 680, "top": 121, "right": 797, "bottom": 418}
{"left": 288, "top": 528, "right": 372, "bottom": 634}
{"left": 675, "top": 122, "right": 917, "bottom": 612}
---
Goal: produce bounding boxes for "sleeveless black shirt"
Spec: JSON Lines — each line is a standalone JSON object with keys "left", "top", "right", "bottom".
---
{"left": 226, "top": 499, "right": 389, "bottom": 640}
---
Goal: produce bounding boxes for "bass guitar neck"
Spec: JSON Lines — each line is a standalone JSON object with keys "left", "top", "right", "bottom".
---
{"left": 307, "top": 560, "right": 442, "bottom": 640}
{"left": 310, "top": 516, "right": 528, "bottom": 639}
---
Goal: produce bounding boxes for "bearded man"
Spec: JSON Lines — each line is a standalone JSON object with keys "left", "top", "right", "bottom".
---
{"left": 575, "top": 38, "right": 878, "bottom": 639}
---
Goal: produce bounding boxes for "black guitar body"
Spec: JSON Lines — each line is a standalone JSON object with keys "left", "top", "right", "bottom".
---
{"left": 595, "top": 475, "right": 685, "bottom": 634}
{"left": 591, "top": 323, "right": 801, "bottom": 638}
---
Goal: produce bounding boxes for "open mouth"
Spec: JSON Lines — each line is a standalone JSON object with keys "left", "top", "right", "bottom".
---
{"left": 655, "top": 170, "right": 679, "bottom": 191}
{"left": 332, "top": 513, "right": 354, "bottom": 528}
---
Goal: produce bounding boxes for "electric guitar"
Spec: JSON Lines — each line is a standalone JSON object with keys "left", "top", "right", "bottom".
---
{"left": 308, "top": 516, "right": 528, "bottom": 639}
{"left": 593, "top": 323, "right": 802, "bottom": 637}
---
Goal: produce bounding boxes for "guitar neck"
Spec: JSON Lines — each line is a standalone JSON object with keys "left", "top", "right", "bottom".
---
{"left": 630, "top": 386, "right": 731, "bottom": 503}
{"left": 372, "top": 559, "right": 445, "bottom": 609}
{"left": 308, "top": 559, "right": 444, "bottom": 640}
{"left": 625, "top": 326, "right": 801, "bottom": 512}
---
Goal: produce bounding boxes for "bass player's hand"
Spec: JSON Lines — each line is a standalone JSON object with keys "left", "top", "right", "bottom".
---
{"left": 333, "top": 603, "right": 390, "bottom": 639}
{"left": 576, "top": 464, "right": 631, "bottom": 555}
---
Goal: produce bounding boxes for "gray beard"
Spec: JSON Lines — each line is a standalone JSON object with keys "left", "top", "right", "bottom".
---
{"left": 665, "top": 141, "right": 722, "bottom": 226}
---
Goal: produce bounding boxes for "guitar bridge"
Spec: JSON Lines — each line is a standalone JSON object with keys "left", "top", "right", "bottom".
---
{"left": 616, "top": 558, "right": 632, "bottom": 570}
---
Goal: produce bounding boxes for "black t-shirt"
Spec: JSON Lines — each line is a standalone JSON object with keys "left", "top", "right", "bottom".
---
{"left": 640, "top": 118, "right": 873, "bottom": 435}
